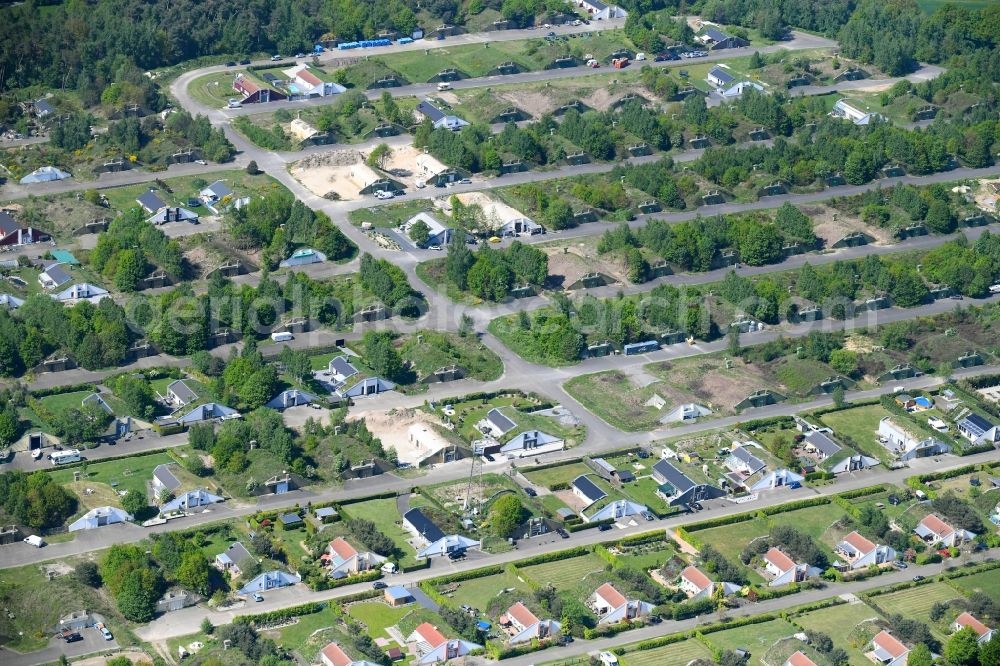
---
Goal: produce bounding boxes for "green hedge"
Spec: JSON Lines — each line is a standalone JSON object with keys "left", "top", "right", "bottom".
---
{"left": 622, "top": 630, "right": 693, "bottom": 655}
{"left": 424, "top": 564, "right": 506, "bottom": 587}
{"left": 584, "top": 619, "right": 643, "bottom": 640}
{"left": 235, "top": 602, "right": 326, "bottom": 626}
{"left": 568, "top": 518, "right": 614, "bottom": 533}
{"left": 838, "top": 485, "right": 887, "bottom": 500}
{"left": 513, "top": 546, "right": 590, "bottom": 570}
{"left": 741, "top": 415, "right": 796, "bottom": 432}
{"left": 30, "top": 382, "right": 98, "bottom": 399}
{"left": 310, "top": 569, "right": 381, "bottom": 591}
{"left": 41, "top": 445, "right": 178, "bottom": 474}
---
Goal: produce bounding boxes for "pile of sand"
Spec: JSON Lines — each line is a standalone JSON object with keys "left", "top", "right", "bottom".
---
{"left": 378, "top": 144, "right": 448, "bottom": 189}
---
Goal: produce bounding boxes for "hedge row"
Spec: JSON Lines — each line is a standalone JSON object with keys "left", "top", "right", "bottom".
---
{"left": 741, "top": 415, "right": 796, "bottom": 432}
{"left": 583, "top": 618, "right": 644, "bottom": 640}
{"left": 620, "top": 629, "right": 692, "bottom": 655}
{"left": 235, "top": 601, "right": 326, "bottom": 626}
{"left": 684, "top": 496, "right": 833, "bottom": 533}
{"left": 311, "top": 569, "right": 381, "bottom": 592}
{"left": 568, "top": 518, "right": 614, "bottom": 533}
{"left": 512, "top": 545, "right": 590, "bottom": 569}
{"left": 423, "top": 564, "right": 506, "bottom": 587}
{"left": 29, "top": 382, "right": 98, "bottom": 398}
{"left": 41, "top": 445, "right": 179, "bottom": 474}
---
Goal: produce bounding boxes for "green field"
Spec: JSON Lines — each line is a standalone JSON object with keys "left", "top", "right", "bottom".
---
{"left": 189, "top": 71, "right": 245, "bottom": 109}
{"left": 100, "top": 170, "right": 286, "bottom": 214}
{"left": 49, "top": 451, "right": 178, "bottom": 497}
{"left": 442, "top": 569, "right": 533, "bottom": 611}
{"left": 522, "top": 462, "right": 593, "bottom": 490}
{"left": 704, "top": 618, "right": 799, "bottom": 665}
{"left": 817, "top": 404, "right": 897, "bottom": 463}
{"left": 349, "top": 200, "right": 432, "bottom": 228}
{"left": 948, "top": 569, "right": 1000, "bottom": 599}
{"left": 693, "top": 502, "right": 847, "bottom": 563}
{"left": 518, "top": 553, "right": 608, "bottom": 593}
{"left": 339, "top": 498, "right": 420, "bottom": 568}
{"left": 623, "top": 638, "right": 714, "bottom": 666}
{"left": 917, "top": 0, "right": 992, "bottom": 12}
{"left": 563, "top": 371, "right": 667, "bottom": 432}
{"left": 346, "top": 601, "right": 411, "bottom": 640}
{"left": 876, "top": 582, "right": 963, "bottom": 627}
{"left": 794, "top": 602, "right": 884, "bottom": 665}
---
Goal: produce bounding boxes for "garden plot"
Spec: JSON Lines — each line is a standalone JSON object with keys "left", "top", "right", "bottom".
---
{"left": 563, "top": 370, "right": 683, "bottom": 432}
{"left": 874, "top": 583, "right": 964, "bottom": 628}
{"left": 291, "top": 150, "right": 381, "bottom": 200}
{"left": 517, "top": 552, "right": 609, "bottom": 594}
{"left": 948, "top": 569, "right": 1000, "bottom": 599}
{"left": 351, "top": 408, "right": 458, "bottom": 467}
{"left": 539, "top": 236, "right": 632, "bottom": 289}
{"left": 800, "top": 203, "right": 895, "bottom": 249}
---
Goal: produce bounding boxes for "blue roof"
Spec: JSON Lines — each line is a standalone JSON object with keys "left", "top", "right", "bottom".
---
{"left": 417, "top": 99, "right": 445, "bottom": 122}
{"left": 385, "top": 585, "right": 412, "bottom": 600}
{"left": 652, "top": 459, "right": 696, "bottom": 493}
{"left": 280, "top": 512, "right": 302, "bottom": 525}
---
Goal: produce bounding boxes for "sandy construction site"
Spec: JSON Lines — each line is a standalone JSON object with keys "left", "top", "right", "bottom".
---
{"left": 291, "top": 145, "right": 454, "bottom": 200}
{"left": 435, "top": 191, "right": 528, "bottom": 232}
{"left": 349, "top": 407, "right": 455, "bottom": 467}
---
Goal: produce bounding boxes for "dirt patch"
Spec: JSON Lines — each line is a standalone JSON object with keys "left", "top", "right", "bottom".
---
{"left": 973, "top": 179, "right": 1000, "bottom": 213}
{"left": 350, "top": 408, "right": 454, "bottom": 466}
{"left": 542, "top": 238, "right": 629, "bottom": 286}
{"left": 843, "top": 333, "right": 878, "bottom": 353}
{"left": 75, "top": 651, "right": 152, "bottom": 666}
{"left": 499, "top": 90, "right": 558, "bottom": 118}
{"left": 66, "top": 481, "right": 123, "bottom": 510}
{"left": 802, "top": 204, "right": 893, "bottom": 247}
{"left": 554, "top": 488, "right": 589, "bottom": 513}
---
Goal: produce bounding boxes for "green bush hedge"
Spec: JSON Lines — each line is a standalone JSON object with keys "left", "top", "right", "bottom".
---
{"left": 235, "top": 602, "right": 325, "bottom": 626}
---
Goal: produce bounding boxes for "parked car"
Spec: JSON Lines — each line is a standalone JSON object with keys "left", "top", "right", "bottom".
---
{"left": 270, "top": 54, "right": 281, "bottom": 61}
{"left": 372, "top": 581, "right": 387, "bottom": 590}
{"left": 252, "top": 592, "right": 264, "bottom": 601}
{"left": 523, "top": 486, "right": 537, "bottom": 497}
{"left": 225, "top": 61, "right": 236, "bottom": 67}
{"left": 892, "top": 561, "right": 907, "bottom": 569}
{"left": 990, "top": 284, "right": 1000, "bottom": 294}
{"left": 239, "top": 59, "right": 251, "bottom": 65}
{"left": 557, "top": 528, "right": 570, "bottom": 539}
{"left": 598, "top": 523, "right": 612, "bottom": 532}
{"left": 428, "top": 244, "right": 442, "bottom": 251}
{"left": 448, "top": 548, "right": 466, "bottom": 561}
{"left": 459, "top": 177, "right": 471, "bottom": 184}
{"left": 912, "top": 575, "right": 925, "bottom": 582}
{"left": 295, "top": 52, "right": 306, "bottom": 58}
{"left": 96, "top": 623, "right": 113, "bottom": 641}
{"left": 63, "top": 633, "right": 83, "bottom": 643}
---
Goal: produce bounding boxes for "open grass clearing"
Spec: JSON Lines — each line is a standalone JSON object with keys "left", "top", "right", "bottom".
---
{"left": 622, "top": 637, "right": 714, "bottom": 666}
{"left": 523, "top": 462, "right": 593, "bottom": 490}
{"left": 517, "top": 553, "right": 608, "bottom": 593}
{"left": 49, "top": 451, "right": 179, "bottom": 498}
{"left": 816, "top": 404, "right": 898, "bottom": 463}
{"left": 346, "top": 601, "right": 411, "bottom": 640}
{"left": 948, "top": 569, "right": 1000, "bottom": 599}
{"left": 442, "top": 569, "right": 533, "bottom": 611}
{"left": 339, "top": 497, "right": 421, "bottom": 569}
{"left": 563, "top": 371, "right": 668, "bottom": 432}
{"left": 704, "top": 618, "right": 799, "bottom": 665}
{"left": 794, "top": 601, "right": 885, "bottom": 665}
{"left": 875, "top": 582, "right": 963, "bottom": 627}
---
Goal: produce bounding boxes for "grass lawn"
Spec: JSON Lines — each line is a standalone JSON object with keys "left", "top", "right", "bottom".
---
{"left": 771, "top": 357, "right": 839, "bottom": 396}
{"left": 100, "top": 170, "right": 287, "bottom": 215}
{"left": 704, "top": 618, "right": 799, "bottom": 665}
{"left": 275, "top": 605, "right": 342, "bottom": 649}
{"left": 693, "top": 502, "right": 847, "bottom": 562}
{"left": 817, "top": 404, "right": 897, "bottom": 463}
{"left": 917, "top": 0, "right": 992, "bottom": 12}
{"left": 517, "top": 553, "right": 608, "bottom": 593}
{"left": 442, "top": 570, "right": 533, "bottom": 612}
{"left": 347, "top": 602, "right": 411, "bottom": 640}
{"left": 523, "top": 462, "right": 593, "bottom": 490}
{"left": 563, "top": 371, "right": 667, "bottom": 432}
{"left": 794, "top": 602, "right": 884, "bottom": 666}
{"left": 876, "top": 583, "right": 963, "bottom": 628}
{"left": 339, "top": 498, "right": 420, "bottom": 569}
{"left": 49, "top": 451, "right": 179, "bottom": 498}
{"left": 622, "top": 638, "right": 714, "bottom": 666}
{"left": 948, "top": 569, "right": 1000, "bottom": 599}
{"left": 188, "top": 71, "right": 246, "bottom": 109}
{"left": 349, "top": 200, "right": 432, "bottom": 228}
{"left": 0, "top": 560, "right": 124, "bottom": 652}
{"left": 622, "top": 476, "right": 674, "bottom": 516}
{"left": 401, "top": 330, "right": 503, "bottom": 383}
{"left": 38, "top": 390, "right": 101, "bottom": 416}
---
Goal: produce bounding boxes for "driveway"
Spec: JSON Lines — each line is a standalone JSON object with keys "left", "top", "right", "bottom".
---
{"left": 0, "top": 626, "right": 119, "bottom": 666}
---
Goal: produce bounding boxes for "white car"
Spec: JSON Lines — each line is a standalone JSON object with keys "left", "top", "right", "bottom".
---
{"left": 374, "top": 190, "right": 395, "bottom": 199}
{"left": 270, "top": 54, "right": 281, "bottom": 61}
{"left": 990, "top": 284, "right": 1000, "bottom": 294}
{"left": 194, "top": 159, "right": 207, "bottom": 165}
{"left": 428, "top": 244, "right": 442, "bottom": 251}
{"left": 31, "top": 449, "right": 43, "bottom": 460}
